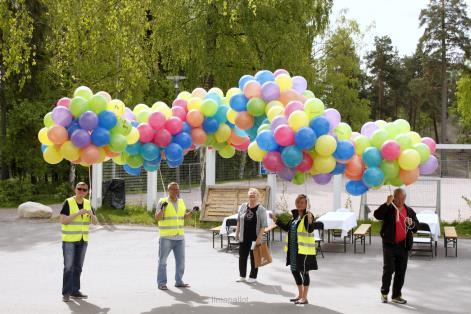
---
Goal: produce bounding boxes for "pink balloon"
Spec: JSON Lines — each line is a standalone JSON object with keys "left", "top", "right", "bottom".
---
{"left": 295, "top": 152, "right": 313, "bottom": 172}
{"left": 172, "top": 98, "right": 188, "bottom": 112}
{"left": 137, "top": 123, "right": 154, "bottom": 143}
{"left": 324, "top": 108, "right": 341, "bottom": 130}
{"left": 243, "top": 80, "right": 262, "bottom": 99}
{"left": 56, "top": 97, "right": 71, "bottom": 108}
{"left": 274, "top": 125, "right": 295, "bottom": 146}
{"left": 234, "top": 138, "right": 250, "bottom": 151}
{"left": 381, "top": 140, "right": 401, "bottom": 160}
{"left": 148, "top": 112, "right": 166, "bottom": 130}
{"left": 164, "top": 117, "right": 183, "bottom": 135}
{"left": 153, "top": 129, "right": 172, "bottom": 147}
{"left": 421, "top": 137, "right": 436, "bottom": 154}
{"left": 263, "top": 151, "right": 284, "bottom": 172}
{"left": 274, "top": 69, "right": 289, "bottom": 77}
{"left": 271, "top": 116, "right": 288, "bottom": 131}
{"left": 284, "top": 101, "right": 304, "bottom": 117}
{"left": 172, "top": 106, "right": 187, "bottom": 121}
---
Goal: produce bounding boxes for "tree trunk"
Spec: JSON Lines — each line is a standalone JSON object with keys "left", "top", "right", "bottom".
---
{"left": 239, "top": 151, "right": 247, "bottom": 179}
{"left": 440, "top": 0, "right": 448, "bottom": 144}
{"left": 199, "top": 147, "right": 206, "bottom": 204}
{"left": 69, "top": 163, "right": 76, "bottom": 192}
{"left": 0, "top": 88, "right": 9, "bottom": 180}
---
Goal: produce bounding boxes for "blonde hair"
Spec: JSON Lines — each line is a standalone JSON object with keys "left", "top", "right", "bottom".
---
{"left": 248, "top": 188, "right": 260, "bottom": 197}
{"left": 76, "top": 182, "right": 88, "bottom": 189}
{"left": 295, "top": 194, "right": 311, "bottom": 211}
{"left": 168, "top": 182, "right": 179, "bottom": 189}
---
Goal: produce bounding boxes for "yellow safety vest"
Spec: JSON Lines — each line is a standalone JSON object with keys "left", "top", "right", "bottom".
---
{"left": 284, "top": 215, "right": 316, "bottom": 255}
{"left": 61, "top": 197, "right": 91, "bottom": 242}
{"left": 157, "top": 197, "right": 186, "bottom": 237}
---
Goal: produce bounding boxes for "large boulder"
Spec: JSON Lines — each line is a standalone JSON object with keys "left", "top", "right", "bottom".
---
{"left": 18, "top": 202, "right": 53, "bottom": 218}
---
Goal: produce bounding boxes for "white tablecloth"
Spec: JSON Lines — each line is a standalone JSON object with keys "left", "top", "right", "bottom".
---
{"left": 220, "top": 211, "right": 274, "bottom": 235}
{"left": 316, "top": 211, "right": 358, "bottom": 238}
{"left": 416, "top": 212, "right": 440, "bottom": 241}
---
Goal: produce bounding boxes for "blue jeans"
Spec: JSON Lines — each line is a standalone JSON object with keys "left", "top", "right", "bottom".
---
{"left": 62, "top": 240, "right": 88, "bottom": 296}
{"left": 157, "top": 238, "right": 185, "bottom": 287}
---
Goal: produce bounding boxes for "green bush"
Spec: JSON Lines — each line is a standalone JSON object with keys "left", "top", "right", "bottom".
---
{"left": 0, "top": 178, "right": 33, "bottom": 207}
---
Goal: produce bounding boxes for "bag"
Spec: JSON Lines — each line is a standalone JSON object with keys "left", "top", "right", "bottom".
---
{"left": 253, "top": 242, "right": 272, "bottom": 267}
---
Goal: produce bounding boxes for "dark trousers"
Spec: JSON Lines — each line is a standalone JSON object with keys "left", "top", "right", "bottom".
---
{"left": 381, "top": 242, "right": 408, "bottom": 298}
{"left": 239, "top": 241, "right": 258, "bottom": 279}
{"left": 292, "top": 271, "right": 310, "bottom": 286}
{"left": 62, "top": 240, "right": 88, "bottom": 296}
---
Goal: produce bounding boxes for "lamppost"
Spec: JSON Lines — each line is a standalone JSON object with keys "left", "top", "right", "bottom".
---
{"left": 166, "top": 75, "right": 186, "bottom": 185}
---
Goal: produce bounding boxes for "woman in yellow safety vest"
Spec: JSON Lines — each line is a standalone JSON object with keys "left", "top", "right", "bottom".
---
{"left": 272, "top": 194, "right": 317, "bottom": 305}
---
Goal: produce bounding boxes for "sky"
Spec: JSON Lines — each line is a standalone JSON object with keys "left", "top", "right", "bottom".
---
{"left": 331, "top": 0, "right": 471, "bottom": 57}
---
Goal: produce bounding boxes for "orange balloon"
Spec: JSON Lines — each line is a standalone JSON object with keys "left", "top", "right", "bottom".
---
{"left": 243, "top": 80, "right": 262, "bottom": 99}
{"left": 47, "top": 125, "right": 68, "bottom": 145}
{"left": 186, "top": 109, "right": 204, "bottom": 127}
{"left": 103, "top": 145, "right": 120, "bottom": 157}
{"left": 346, "top": 154, "right": 364, "bottom": 176}
{"left": 229, "top": 130, "right": 247, "bottom": 146}
{"left": 279, "top": 89, "right": 302, "bottom": 105}
{"left": 345, "top": 170, "right": 363, "bottom": 180}
{"left": 235, "top": 111, "right": 254, "bottom": 130}
{"left": 399, "top": 168, "right": 419, "bottom": 185}
{"left": 81, "top": 145, "right": 100, "bottom": 164}
{"left": 191, "top": 128, "right": 207, "bottom": 145}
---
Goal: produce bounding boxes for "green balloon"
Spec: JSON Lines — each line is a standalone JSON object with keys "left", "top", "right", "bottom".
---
{"left": 292, "top": 172, "right": 306, "bottom": 185}
{"left": 218, "top": 145, "right": 235, "bottom": 158}
{"left": 388, "top": 175, "right": 403, "bottom": 187}
{"left": 89, "top": 94, "right": 108, "bottom": 113}
{"left": 136, "top": 110, "right": 150, "bottom": 123}
{"left": 44, "top": 112, "right": 54, "bottom": 127}
{"left": 247, "top": 98, "right": 266, "bottom": 117}
{"left": 112, "top": 119, "right": 132, "bottom": 136}
{"left": 205, "top": 134, "right": 216, "bottom": 147}
{"left": 109, "top": 134, "right": 127, "bottom": 152}
{"left": 393, "top": 119, "right": 410, "bottom": 134}
{"left": 354, "top": 135, "right": 370, "bottom": 156}
{"left": 70, "top": 97, "right": 89, "bottom": 117}
{"left": 413, "top": 143, "right": 430, "bottom": 164}
{"left": 370, "top": 129, "right": 389, "bottom": 149}
{"left": 384, "top": 123, "right": 400, "bottom": 139}
{"left": 303, "top": 90, "right": 315, "bottom": 99}
{"left": 257, "top": 123, "right": 271, "bottom": 135}
{"left": 380, "top": 160, "right": 399, "bottom": 180}
{"left": 395, "top": 134, "right": 412, "bottom": 151}
{"left": 73, "top": 86, "right": 93, "bottom": 101}
{"left": 127, "top": 154, "right": 143, "bottom": 168}
{"left": 212, "top": 141, "right": 226, "bottom": 150}
{"left": 201, "top": 99, "right": 218, "bottom": 117}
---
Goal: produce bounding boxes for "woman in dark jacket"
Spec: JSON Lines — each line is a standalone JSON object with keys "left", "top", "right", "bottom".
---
{"left": 273, "top": 194, "right": 317, "bottom": 305}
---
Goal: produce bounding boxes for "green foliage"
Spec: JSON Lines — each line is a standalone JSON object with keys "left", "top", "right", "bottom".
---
{"left": 0, "top": 178, "right": 32, "bottom": 206}
{"left": 455, "top": 73, "right": 471, "bottom": 142}
{"left": 0, "top": 178, "right": 69, "bottom": 207}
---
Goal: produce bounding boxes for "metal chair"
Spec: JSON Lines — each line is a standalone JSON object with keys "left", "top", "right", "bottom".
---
{"left": 411, "top": 222, "right": 434, "bottom": 259}
{"left": 313, "top": 221, "right": 325, "bottom": 258}
{"left": 225, "top": 218, "right": 239, "bottom": 252}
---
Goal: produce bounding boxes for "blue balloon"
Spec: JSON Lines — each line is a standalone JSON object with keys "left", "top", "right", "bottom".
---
{"left": 204, "top": 92, "right": 222, "bottom": 104}
{"left": 281, "top": 146, "right": 303, "bottom": 168}
{"left": 181, "top": 122, "right": 192, "bottom": 134}
{"left": 143, "top": 160, "right": 160, "bottom": 172}
{"left": 362, "top": 147, "right": 382, "bottom": 167}
{"left": 41, "top": 144, "right": 48, "bottom": 153}
{"left": 255, "top": 70, "right": 275, "bottom": 85}
{"left": 333, "top": 140, "right": 355, "bottom": 161}
{"left": 131, "top": 121, "right": 139, "bottom": 128}
{"left": 214, "top": 106, "right": 228, "bottom": 124}
{"left": 167, "top": 157, "right": 183, "bottom": 168}
{"left": 310, "top": 116, "right": 330, "bottom": 136}
{"left": 164, "top": 143, "right": 183, "bottom": 162}
{"left": 346, "top": 180, "right": 368, "bottom": 196}
{"left": 123, "top": 164, "right": 141, "bottom": 176}
{"left": 362, "top": 167, "right": 385, "bottom": 187}
{"left": 67, "top": 120, "right": 81, "bottom": 138}
{"left": 330, "top": 162, "right": 346, "bottom": 175}
{"left": 173, "top": 132, "right": 192, "bottom": 150}
{"left": 203, "top": 118, "right": 219, "bottom": 134}
{"left": 146, "top": 156, "right": 161, "bottom": 166}
{"left": 239, "top": 75, "right": 255, "bottom": 89}
{"left": 126, "top": 142, "right": 142, "bottom": 156}
{"left": 140, "top": 143, "right": 160, "bottom": 161}
{"left": 225, "top": 121, "right": 235, "bottom": 128}
{"left": 295, "top": 127, "right": 317, "bottom": 150}
{"left": 230, "top": 93, "right": 249, "bottom": 112}
{"left": 90, "top": 127, "right": 110, "bottom": 147}
{"left": 254, "top": 115, "right": 267, "bottom": 127}
{"left": 256, "top": 130, "right": 279, "bottom": 152}
{"left": 98, "top": 110, "right": 118, "bottom": 130}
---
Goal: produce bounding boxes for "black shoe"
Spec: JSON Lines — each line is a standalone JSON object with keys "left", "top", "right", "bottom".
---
{"left": 62, "top": 295, "right": 70, "bottom": 302}
{"left": 295, "top": 299, "right": 309, "bottom": 305}
{"left": 71, "top": 291, "right": 88, "bottom": 299}
{"left": 290, "top": 297, "right": 300, "bottom": 302}
{"left": 392, "top": 296, "right": 407, "bottom": 304}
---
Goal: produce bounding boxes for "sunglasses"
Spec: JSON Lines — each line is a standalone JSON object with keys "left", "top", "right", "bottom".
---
{"left": 77, "top": 188, "right": 88, "bottom": 192}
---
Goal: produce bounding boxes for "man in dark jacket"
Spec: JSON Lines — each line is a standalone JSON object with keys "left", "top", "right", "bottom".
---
{"left": 374, "top": 188, "right": 419, "bottom": 305}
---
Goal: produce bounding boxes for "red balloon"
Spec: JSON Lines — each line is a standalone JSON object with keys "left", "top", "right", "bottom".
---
{"left": 263, "top": 151, "right": 284, "bottom": 172}
{"left": 295, "top": 153, "right": 313, "bottom": 172}
{"left": 165, "top": 117, "right": 183, "bottom": 135}
{"left": 274, "top": 125, "right": 295, "bottom": 146}
{"left": 137, "top": 123, "right": 154, "bottom": 143}
{"left": 234, "top": 138, "right": 250, "bottom": 151}
{"left": 153, "top": 129, "right": 172, "bottom": 147}
{"left": 148, "top": 112, "right": 166, "bottom": 130}
{"left": 172, "top": 106, "right": 187, "bottom": 121}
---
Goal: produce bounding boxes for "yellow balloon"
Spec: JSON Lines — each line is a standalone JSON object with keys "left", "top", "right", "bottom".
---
{"left": 226, "top": 87, "right": 241, "bottom": 100}
{"left": 187, "top": 97, "right": 202, "bottom": 111}
{"left": 265, "top": 100, "right": 284, "bottom": 114}
{"left": 314, "top": 155, "right": 336, "bottom": 173}
{"left": 43, "top": 145, "right": 63, "bottom": 164}
{"left": 107, "top": 99, "right": 125, "bottom": 117}
{"left": 267, "top": 106, "right": 284, "bottom": 122}
{"left": 177, "top": 91, "right": 192, "bottom": 101}
{"left": 334, "top": 122, "right": 352, "bottom": 141}
{"left": 151, "top": 101, "right": 168, "bottom": 112}
{"left": 112, "top": 153, "right": 128, "bottom": 165}
{"left": 288, "top": 111, "right": 309, "bottom": 131}
{"left": 38, "top": 127, "right": 53, "bottom": 146}
{"left": 375, "top": 120, "right": 387, "bottom": 128}
{"left": 303, "top": 98, "right": 324, "bottom": 119}
{"left": 227, "top": 108, "right": 238, "bottom": 124}
{"left": 192, "top": 87, "right": 207, "bottom": 99}
{"left": 398, "top": 149, "right": 421, "bottom": 171}
{"left": 407, "top": 131, "right": 421, "bottom": 145}
{"left": 248, "top": 142, "right": 267, "bottom": 162}
{"left": 315, "top": 135, "right": 337, "bottom": 157}
{"left": 133, "top": 103, "right": 150, "bottom": 115}
{"left": 222, "top": 97, "right": 230, "bottom": 105}
{"left": 126, "top": 127, "right": 140, "bottom": 144}
{"left": 208, "top": 87, "right": 224, "bottom": 98}
{"left": 97, "top": 147, "right": 106, "bottom": 163}
{"left": 275, "top": 73, "right": 293, "bottom": 92}
{"left": 218, "top": 145, "right": 236, "bottom": 159}
{"left": 215, "top": 124, "right": 231, "bottom": 143}
{"left": 60, "top": 141, "right": 80, "bottom": 161}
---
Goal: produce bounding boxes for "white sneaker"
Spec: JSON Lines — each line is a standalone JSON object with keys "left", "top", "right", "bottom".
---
{"left": 247, "top": 278, "right": 257, "bottom": 284}
{"left": 236, "top": 277, "right": 246, "bottom": 282}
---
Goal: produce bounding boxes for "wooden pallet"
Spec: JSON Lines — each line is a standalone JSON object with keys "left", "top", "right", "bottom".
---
{"left": 200, "top": 185, "right": 270, "bottom": 221}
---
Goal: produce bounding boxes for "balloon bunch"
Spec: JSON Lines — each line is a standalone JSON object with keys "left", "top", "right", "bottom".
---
{"left": 344, "top": 119, "right": 438, "bottom": 195}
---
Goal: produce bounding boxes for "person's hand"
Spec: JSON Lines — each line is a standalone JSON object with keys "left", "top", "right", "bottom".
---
{"left": 271, "top": 214, "right": 277, "bottom": 223}
{"left": 387, "top": 195, "right": 394, "bottom": 205}
{"left": 256, "top": 238, "right": 262, "bottom": 246}
{"left": 235, "top": 231, "right": 240, "bottom": 241}
{"left": 405, "top": 217, "right": 413, "bottom": 226}
{"left": 307, "top": 212, "right": 313, "bottom": 224}
{"left": 77, "top": 209, "right": 89, "bottom": 215}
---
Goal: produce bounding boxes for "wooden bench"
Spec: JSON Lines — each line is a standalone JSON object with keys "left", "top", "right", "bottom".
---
{"left": 444, "top": 226, "right": 458, "bottom": 257}
{"left": 353, "top": 224, "right": 371, "bottom": 253}
{"left": 210, "top": 225, "right": 223, "bottom": 249}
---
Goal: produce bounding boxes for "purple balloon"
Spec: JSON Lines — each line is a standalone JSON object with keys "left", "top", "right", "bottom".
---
{"left": 419, "top": 155, "right": 438, "bottom": 175}
{"left": 277, "top": 167, "right": 295, "bottom": 181}
{"left": 52, "top": 106, "right": 73, "bottom": 127}
{"left": 261, "top": 81, "right": 280, "bottom": 102}
{"left": 122, "top": 107, "right": 136, "bottom": 121}
{"left": 270, "top": 116, "right": 288, "bottom": 131}
{"left": 324, "top": 108, "right": 341, "bottom": 131}
{"left": 292, "top": 76, "right": 307, "bottom": 94}
{"left": 313, "top": 173, "right": 332, "bottom": 185}
{"left": 361, "top": 121, "right": 379, "bottom": 138}
{"left": 71, "top": 129, "right": 91, "bottom": 148}
{"left": 79, "top": 111, "right": 98, "bottom": 131}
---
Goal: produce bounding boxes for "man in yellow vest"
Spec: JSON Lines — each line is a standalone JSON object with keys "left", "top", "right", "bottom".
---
{"left": 155, "top": 182, "right": 192, "bottom": 290}
{"left": 59, "top": 182, "right": 97, "bottom": 302}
